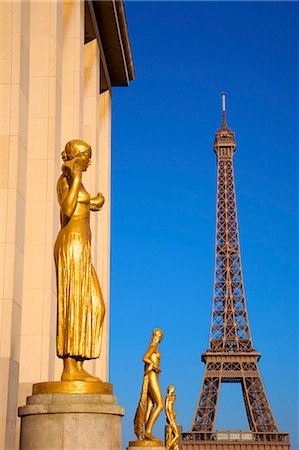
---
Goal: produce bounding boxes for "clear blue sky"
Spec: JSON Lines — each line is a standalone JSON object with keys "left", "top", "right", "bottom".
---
{"left": 109, "top": 2, "right": 298, "bottom": 449}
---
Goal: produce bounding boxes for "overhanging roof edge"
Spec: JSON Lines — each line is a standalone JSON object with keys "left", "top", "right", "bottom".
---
{"left": 91, "top": 0, "right": 135, "bottom": 86}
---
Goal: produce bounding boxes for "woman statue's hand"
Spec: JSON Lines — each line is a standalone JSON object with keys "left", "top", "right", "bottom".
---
{"left": 144, "top": 363, "right": 153, "bottom": 375}
{"left": 72, "top": 162, "right": 82, "bottom": 179}
{"left": 94, "top": 192, "right": 105, "bottom": 205}
{"left": 62, "top": 159, "right": 82, "bottom": 180}
{"left": 90, "top": 192, "right": 105, "bottom": 211}
{"left": 153, "top": 365, "right": 161, "bottom": 373}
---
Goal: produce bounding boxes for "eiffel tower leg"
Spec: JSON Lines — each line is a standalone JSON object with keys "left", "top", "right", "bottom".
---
{"left": 191, "top": 369, "right": 220, "bottom": 432}
{"left": 241, "top": 371, "right": 278, "bottom": 433}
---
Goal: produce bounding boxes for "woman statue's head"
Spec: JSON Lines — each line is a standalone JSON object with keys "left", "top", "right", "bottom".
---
{"left": 152, "top": 328, "right": 163, "bottom": 343}
{"left": 62, "top": 140, "right": 91, "bottom": 161}
{"left": 62, "top": 140, "right": 91, "bottom": 172}
{"left": 167, "top": 385, "right": 175, "bottom": 395}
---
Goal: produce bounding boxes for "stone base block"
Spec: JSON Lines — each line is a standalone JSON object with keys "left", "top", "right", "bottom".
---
{"left": 18, "top": 392, "right": 124, "bottom": 450}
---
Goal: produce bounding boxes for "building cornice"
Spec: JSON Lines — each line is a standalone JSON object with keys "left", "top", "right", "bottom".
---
{"left": 88, "top": 0, "right": 134, "bottom": 87}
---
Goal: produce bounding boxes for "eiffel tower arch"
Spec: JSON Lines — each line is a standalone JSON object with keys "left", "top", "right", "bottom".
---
{"left": 180, "top": 94, "right": 290, "bottom": 450}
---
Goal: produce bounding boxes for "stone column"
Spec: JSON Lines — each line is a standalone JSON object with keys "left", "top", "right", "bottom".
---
{"left": 49, "top": 0, "right": 85, "bottom": 381}
{"left": 0, "top": 2, "right": 30, "bottom": 449}
{"left": 60, "top": 0, "right": 84, "bottom": 146}
{"left": 83, "top": 38, "right": 102, "bottom": 379}
{"left": 82, "top": 38, "right": 111, "bottom": 381}
{"left": 18, "top": 0, "right": 62, "bottom": 414}
{"left": 97, "top": 89, "right": 112, "bottom": 380}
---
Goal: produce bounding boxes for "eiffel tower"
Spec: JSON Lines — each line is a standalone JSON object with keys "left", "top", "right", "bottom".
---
{"left": 180, "top": 94, "right": 290, "bottom": 450}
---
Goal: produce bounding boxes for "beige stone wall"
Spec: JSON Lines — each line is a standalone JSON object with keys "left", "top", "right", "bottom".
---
{"left": 0, "top": 1, "right": 112, "bottom": 449}
{"left": 0, "top": 3, "right": 30, "bottom": 449}
{"left": 97, "top": 89, "right": 111, "bottom": 378}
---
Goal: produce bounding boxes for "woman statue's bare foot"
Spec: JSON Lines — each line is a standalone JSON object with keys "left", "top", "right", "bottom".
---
{"left": 61, "top": 357, "right": 101, "bottom": 382}
{"left": 144, "top": 431, "right": 160, "bottom": 441}
{"left": 76, "top": 360, "right": 101, "bottom": 382}
{"left": 61, "top": 357, "right": 82, "bottom": 381}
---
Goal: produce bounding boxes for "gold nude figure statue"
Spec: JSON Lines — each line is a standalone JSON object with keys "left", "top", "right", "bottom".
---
{"left": 133, "top": 328, "right": 164, "bottom": 445}
{"left": 165, "top": 385, "right": 180, "bottom": 450}
{"left": 54, "top": 139, "right": 105, "bottom": 382}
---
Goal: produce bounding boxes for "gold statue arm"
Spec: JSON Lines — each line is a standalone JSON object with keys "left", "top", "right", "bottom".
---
{"left": 58, "top": 164, "right": 82, "bottom": 218}
{"left": 90, "top": 192, "right": 105, "bottom": 211}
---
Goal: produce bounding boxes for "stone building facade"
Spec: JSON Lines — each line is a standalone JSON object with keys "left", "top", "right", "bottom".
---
{"left": 0, "top": 1, "right": 134, "bottom": 448}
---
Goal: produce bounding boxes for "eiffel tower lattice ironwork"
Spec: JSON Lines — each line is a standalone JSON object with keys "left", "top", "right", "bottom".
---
{"left": 180, "top": 94, "right": 289, "bottom": 449}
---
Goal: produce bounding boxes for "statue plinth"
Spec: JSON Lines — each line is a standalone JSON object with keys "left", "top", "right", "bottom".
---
{"left": 18, "top": 387, "right": 124, "bottom": 450}
{"left": 127, "top": 441, "right": 165, "bottom": 450}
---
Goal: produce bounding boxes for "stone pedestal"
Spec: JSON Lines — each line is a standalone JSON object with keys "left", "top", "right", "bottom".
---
{"left": 18, "top": 392, "right": 124, "bottom": 450}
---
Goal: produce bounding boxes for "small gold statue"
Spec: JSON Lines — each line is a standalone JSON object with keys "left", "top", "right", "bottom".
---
{"left": 165, "top": 385, "right": 180, "bottom": 450}
{"left": 54, "top": 139, "right": 105, "bottom": 382}
{"left": 133, "top": 328, "right": 164, "bottom": 445}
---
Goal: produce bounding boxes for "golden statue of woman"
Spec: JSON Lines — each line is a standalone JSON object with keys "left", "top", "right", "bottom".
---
{"left": 54, "top": 139, "right": 105, "bottom": 382}
{"left": 165, "top": 385, "right": 180, "bottom": 450}
{"left": 133, "top": 328, "right": 164, "bottom": 444}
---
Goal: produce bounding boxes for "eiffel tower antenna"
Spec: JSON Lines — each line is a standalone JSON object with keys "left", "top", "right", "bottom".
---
{"left": 180, "top": 94, "right": 290, "bottom": 449}
{"left": 221, "top": 92, "right": 227, "bottom": 127}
